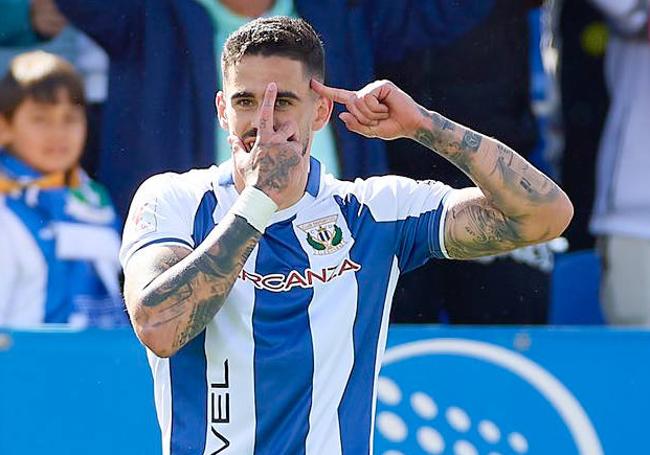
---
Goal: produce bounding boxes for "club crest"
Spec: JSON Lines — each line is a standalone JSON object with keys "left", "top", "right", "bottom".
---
{"left": 298, "top": 214, "right": 345, "bottom": 255}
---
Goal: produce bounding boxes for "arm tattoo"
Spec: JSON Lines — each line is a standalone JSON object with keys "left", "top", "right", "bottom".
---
{"left": 413, "top": 109, "right": 477, "bottom": 174}
{"left": 411, "top": 108, "right": 567, "bottom": 257}
{"left": 461, "top": 131, "right": 482, "bottom": 152}
{"left": 444, "top": 198, "right": 525, "bottom": 259}
{"left": 490, "top": 144, "right": 559, "bottom": 205}
{"left": 139, "top": 214, "right": 261, "bottom": 352}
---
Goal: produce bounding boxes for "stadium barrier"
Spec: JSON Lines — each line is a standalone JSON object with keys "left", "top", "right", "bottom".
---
{"left": 1, "top": 326, "right": 648, "bottom": 454}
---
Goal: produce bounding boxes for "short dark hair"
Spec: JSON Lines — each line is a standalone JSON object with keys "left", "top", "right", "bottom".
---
{"left": 222, "top": 16, "right": 325, "bottom": 80}
{"left": 0, "top": 51, "right": 85, "bottom": 120}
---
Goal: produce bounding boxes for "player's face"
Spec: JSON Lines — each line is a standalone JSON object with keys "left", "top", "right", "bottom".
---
{"left": 0, "top": 90, "right": 86, "bottom": 174}
{"left": 217, "top": 54, "right": 332, "bottom": 163}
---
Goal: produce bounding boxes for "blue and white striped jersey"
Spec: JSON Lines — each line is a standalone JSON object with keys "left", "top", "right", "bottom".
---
{"left": 120, "top": 158, "right": 452, "bottom": 455}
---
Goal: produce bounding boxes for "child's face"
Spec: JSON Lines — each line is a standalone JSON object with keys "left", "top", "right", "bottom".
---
{"left": 0, "top": 91, "right": 86, "bottom": 174}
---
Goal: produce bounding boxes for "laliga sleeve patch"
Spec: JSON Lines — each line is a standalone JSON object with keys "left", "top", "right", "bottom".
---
{"left": 132, "top": 199, "right": 158, "bottom": 234}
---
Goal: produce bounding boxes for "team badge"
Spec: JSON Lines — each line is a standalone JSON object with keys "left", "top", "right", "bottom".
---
{"left": 298, "top": 214, "right": 345, "bottom": 255}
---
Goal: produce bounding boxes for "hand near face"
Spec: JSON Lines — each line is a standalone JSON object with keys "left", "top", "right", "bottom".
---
{"left": 30, "top": 0, "right": 68, "bottom": 38}
{"left": 229, "top": 82, "right": 308, "bottom": 209}
{"left": 310, "top": 79, "right": 423, "bottom": 141}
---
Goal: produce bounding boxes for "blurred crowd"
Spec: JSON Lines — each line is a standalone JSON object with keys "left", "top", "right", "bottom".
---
{"left": 0, "top": 0, "right": 647, "bottom": 328}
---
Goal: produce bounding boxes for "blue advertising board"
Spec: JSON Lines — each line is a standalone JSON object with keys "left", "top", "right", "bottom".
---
{"left": 376, "top": 327, "right": 650, "bottom": 455}
{"left": 0, "top": 328, "right": 160, "bottom": 454}
{"left": 1, "top": 326, "right": 648, "bottom": 454}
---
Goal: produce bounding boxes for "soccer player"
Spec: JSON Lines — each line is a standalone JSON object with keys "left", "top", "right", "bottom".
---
{"left": 120, "top": 17, "right": 573, "bottom": 455}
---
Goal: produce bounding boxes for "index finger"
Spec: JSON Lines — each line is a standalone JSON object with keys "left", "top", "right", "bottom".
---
{"left": 310, "top": 79, "right": 353, "bottom": 104}
{"left": 258, "top": 82, "right": 277, "bottom": 135}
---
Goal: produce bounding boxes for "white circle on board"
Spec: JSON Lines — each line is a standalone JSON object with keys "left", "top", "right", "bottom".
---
{"left": 416, "top": 426, "right": 445, "bottom": 454}
{"left": 377, "top": 376, "right": 402, "bottom": 406}
{"left": 509, "top": 432, "right": 529, "bottom": 453}
{"left": 382, "top": 339, "right": 604, "bottom": 455}
{"left": 376, "top": 411, "right": 408, "bottom": 442}
{"left": 446, "top": 406, "right": 471, "bottom": 433}
{"left": 478, "top": 420, "right": 501, "bottom": 443}
{"left": 454, "top": 440, "right": 478, "bottom": 455}
{"left": 411, "top": 392, "right": 438, "bottom": 419}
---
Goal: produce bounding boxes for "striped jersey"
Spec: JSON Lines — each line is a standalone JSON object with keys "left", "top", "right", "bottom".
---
{"left": 119, "top": 158, "right": 452, "bottom": 455}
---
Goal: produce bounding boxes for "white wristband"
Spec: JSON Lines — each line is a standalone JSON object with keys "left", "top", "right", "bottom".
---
{"left": 230, "top": 186, "right": 278, "bottom": 233}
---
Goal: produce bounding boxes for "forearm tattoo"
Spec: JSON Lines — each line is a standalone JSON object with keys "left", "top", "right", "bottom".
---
{"left": 413, "top": 107, "right": 564, "bottom": 258}
{"left": 413, "top": 108, "right": 477, "bottom": 174}
{"left": 139, "top": 214, "right": 261, "bottom": 352}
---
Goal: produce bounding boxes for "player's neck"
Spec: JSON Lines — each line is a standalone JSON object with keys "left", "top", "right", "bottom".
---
{"left": 218, "top": 0, "right": 275, "bottom": 18}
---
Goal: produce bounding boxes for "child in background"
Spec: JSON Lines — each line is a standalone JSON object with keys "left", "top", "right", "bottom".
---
{"left": 0, "top": 51, "right": 125, "bottom": 328}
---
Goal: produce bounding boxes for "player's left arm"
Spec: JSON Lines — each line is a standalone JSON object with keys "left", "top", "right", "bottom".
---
{"left": 311, "top": 79, "right": 573, "bottom": 260}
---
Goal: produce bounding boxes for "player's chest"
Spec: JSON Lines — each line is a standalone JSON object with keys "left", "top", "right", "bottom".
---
{"left": 238, "top": 209, "right": 358, "bottom": 294}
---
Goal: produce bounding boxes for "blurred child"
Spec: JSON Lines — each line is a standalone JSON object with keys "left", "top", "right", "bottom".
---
{"left": 0, "top": 51, "right": 125, "bottom": 328}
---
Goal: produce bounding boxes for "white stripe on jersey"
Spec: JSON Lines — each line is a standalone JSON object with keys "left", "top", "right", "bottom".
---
{"left": 147, "top": 353, "right": 172, "bottom": 455}
{"left": 369, "top": 256, "right": 400, "bottom": 453}
{"left": 204, "top": 246, "right": 259, "bottom": 455}
{"left": 294, "top": 198, "right": 358, "bottom": 455}
{"left": 351, "top": 175, "right": 446, "bottom": 222}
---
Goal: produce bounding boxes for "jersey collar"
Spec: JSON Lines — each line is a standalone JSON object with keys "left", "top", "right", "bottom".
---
{"left": 217, "top": 156, "right": 321, "bottom": 198}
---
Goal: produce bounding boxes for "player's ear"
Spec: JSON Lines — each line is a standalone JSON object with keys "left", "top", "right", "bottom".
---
{"left": 216, "top": 91, "right": 229, "bottom": 130}
{"left": 311, "top": 82, "right": 334, "bottom": 132}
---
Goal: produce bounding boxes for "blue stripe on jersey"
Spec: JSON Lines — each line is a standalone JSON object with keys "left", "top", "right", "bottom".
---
{"left": 428, "top": 196, "right": 447, "bottom": 259}
{"left": 5, "top": 197, "right": 71, "bottom": 323}
{"left": 335, "top": 194, "right": 397, "bottom": 455}
{"left": 395, "top": 198, "right": 446, "bottom": 273}
{"left": 169, "top": 189, "right": 217, "bottom": 454}
{"left": 169, "top": 332, "right": 209, "bottom": 455}
{"left": 305, "top": 157, "right": 321, "bottom": 197}
{"left": 192, "top": 188, "right": 218, "bottom": 246}
{"left": 252, "top": 218, "right": 314, "bottom": 455}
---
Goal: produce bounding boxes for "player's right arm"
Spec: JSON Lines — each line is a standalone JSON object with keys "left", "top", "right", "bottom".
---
{"left": 124, "top": 82, "right": 303, "bottom": 358}
{"left": 124, "top": 217, "right": 262, "bottom": 358}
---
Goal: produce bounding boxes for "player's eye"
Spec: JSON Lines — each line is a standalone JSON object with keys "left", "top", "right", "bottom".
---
{"left": 275, "top": 99, "right": 292, "bottom": 108}
{"left": 235, "top": 99, "right": 254, "bottom": 108}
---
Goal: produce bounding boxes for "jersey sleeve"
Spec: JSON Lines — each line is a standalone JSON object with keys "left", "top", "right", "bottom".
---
{"left": 119, "top": 174, "right": 196, "bottom": 270}
{"left": 357, "top": 176, "right": 454, "bottom": 273}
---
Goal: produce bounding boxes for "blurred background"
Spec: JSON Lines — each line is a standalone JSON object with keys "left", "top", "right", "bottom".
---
{"left": 0, "top": 0, "right": 648, "bottom": 453}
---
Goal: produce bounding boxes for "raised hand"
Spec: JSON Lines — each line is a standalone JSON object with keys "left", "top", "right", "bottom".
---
{"left": 229, "top": 82, "right": 308, "bottom": 209}
{"left": 310, "top": 79, "right": 423, "bottom": 141}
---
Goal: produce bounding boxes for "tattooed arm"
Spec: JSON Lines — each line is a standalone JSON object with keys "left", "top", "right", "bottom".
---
{"left": 124, "top": 82, "right": 306, "bottom": 357}
{"left": 411, "top": 109, "right": 572, "bottom": 258}
{"left": 123, "top": 215, "right": 261, "bottom": 358}
{"left": 312, "top": 79, "right": 573, "bottom": 259}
